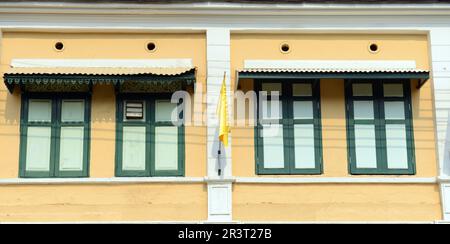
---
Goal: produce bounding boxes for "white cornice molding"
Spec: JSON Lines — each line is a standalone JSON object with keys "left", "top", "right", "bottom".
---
{"left": 1, "top": 2, "right": 450, "bottom": 16}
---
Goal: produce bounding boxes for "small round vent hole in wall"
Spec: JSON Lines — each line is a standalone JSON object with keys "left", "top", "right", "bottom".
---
{"left": 54, "top": 42, "right": 64, "bottom": 51}
{"left": 146, "top": 42, "right": 157, "bottom": 52}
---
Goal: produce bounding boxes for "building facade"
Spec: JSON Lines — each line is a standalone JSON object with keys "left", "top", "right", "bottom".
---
{"left": 0, "top": 0, "right": 449, "bottom": 223}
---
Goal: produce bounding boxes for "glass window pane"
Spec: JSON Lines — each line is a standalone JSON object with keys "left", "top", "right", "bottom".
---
{"left": 354, "top": 124, "right": 377, "bottom": 168}
{"left": 384, "top": 101, "right": 405, "bottom": 120}
{"left": 261, "top": 99, "right": 282, "bottom": 120}
{"left": 61, "top": 100, "right": 84, "bottom": 122}
{"left": 293, "top": 101, "right": 313, "bottom": 119}
{"left": 261, "top": 124, "right": 284, "bottom": 168}
{"left": 293, "top": 84, "right": 312, "bottom": 97}
{"left": 59, "top": 127, "right": 84, "bottom": 171}
{"left": 384, "top": 84, "right": 404, "bottom": 97}
{"left": 122, "top": 126, "right": 146, "bottom": 171}
{"left": 352, "top": 84, "right": 373, "bottom": 97}
{"left": 26, "top": 127, "right": 51, "bottom": 171}
{"left": 28, "top": 100, "right": 51, "bottom": 122}
{"left": 155, "top": 126, "right": 179, "bottom": 171}
{"left": 353, "top": 101, "right": 374, "bottom": 120}
{"left": 156, "top": 100, "right": 177, "bottom": 122}
{"left": 294, "top": 124, "right": 316, "bottom": 169}
{"left": 386, "top": 124, "right": 409, "bottom": 169}
{"left": 262, "top": 83, "right": 282, "bottom": 96}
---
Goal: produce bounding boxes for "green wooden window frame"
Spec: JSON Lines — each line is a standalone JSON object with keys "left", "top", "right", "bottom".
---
{"left": 115, "top": 93, "right": 185, "bottom": 177}
{"left": 19, "top": 93, "right": 91, "bottom": 178}
{"left": 345, "top": 80, "right": 416, "bottom": 175}
{"left": 255, "top": 80, "right": 323, "bottom": 175}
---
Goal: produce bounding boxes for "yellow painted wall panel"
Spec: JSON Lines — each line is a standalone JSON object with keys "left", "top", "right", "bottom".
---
{"left": 0, "top": 183, "right": 207, "bottom": 222}
{"left": 233, "top": 184, "right": 442, "bottom": 221}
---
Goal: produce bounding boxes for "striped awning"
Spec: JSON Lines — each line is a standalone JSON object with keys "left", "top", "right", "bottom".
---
{"left": 4, "top": 66, "right": 197, "bottom": 93}
{"left": 237, "top": 67, "right": 430, "bottom": 88}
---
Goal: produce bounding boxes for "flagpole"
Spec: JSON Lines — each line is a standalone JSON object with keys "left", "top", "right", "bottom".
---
{"left": 218, "top": 140, "right": 222, "bottom": 176}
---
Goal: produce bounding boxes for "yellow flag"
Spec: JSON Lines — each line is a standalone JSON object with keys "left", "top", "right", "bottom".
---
{"left": 218, "top": 72, "right": 229, "bottom": 147}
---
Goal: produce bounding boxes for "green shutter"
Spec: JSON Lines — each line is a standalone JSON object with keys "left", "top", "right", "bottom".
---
{"left": 345, "top": 80, "right": 416, "bottom": 175}
{"left": 255, "top": 80, "right": 323, "bottom": 175}
{"left": 19, "top": 93, "right": 90, "bottom": 178}
{"left": 115, "top": 93, "right": 185, "bottom": 177}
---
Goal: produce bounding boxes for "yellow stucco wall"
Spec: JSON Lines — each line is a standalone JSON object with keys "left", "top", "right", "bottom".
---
{"left": 0, "top": 183, "right": 207, "bottom": 222}
{"left": 233, "top": 184, "right": 441, "bottom": 221}
{"left": 0, "top": 32, "right": 208, "bottom": 221}
{"left": 230, "top": 33, "right": 441, "bottom": 221}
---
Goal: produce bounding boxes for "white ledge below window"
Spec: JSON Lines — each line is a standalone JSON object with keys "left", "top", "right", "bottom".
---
{"left": 0, "top": 177, "right": 205, "bottom": 185}
{"left": 234, "top": 177, "right": 437, "bottom": 184}
{"left": 0, "top": 177, "right": 437, "bottom": 185}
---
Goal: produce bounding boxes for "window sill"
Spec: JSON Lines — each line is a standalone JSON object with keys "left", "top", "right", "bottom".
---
{"left": 0, "top": 176, "right": 437, "bottom": 185}
{"left": 235, "top": 177, "right": 437, "bottom": 184}
{"left": 0, "top": 177, "right": 204, "bottom": 185}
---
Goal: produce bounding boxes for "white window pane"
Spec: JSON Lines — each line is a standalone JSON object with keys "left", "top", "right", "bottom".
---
{"left": 122, "top": 126, "right": 146, "bottom": 171}
{"left": 156, "top": 100, "right": 177, "bottom": 122}
{"left": 26, "top": 127, "right": 51, "bottom": 171}
{"left": 384, "top": 101, "right": 405, "bottom": 120}
{"left": 262, "top": 83, "right": 282, "bottom": 96}
{"left": 293, "top": 84, "right": 312, "bottom": 97}
{"left": 384, "top": 84, "right": 404, "bottom": 97}
{"left": 59, "top": 127, "right": 84, "bottom": 171}
{"left": 28, "top": 100, "right": 51, "bottom": 122}
{"left": 352, "top": 84, "right": 372, "bottom": 97}
{"left": 386, "top": 124, "right": 409, "bottom": 169}
{"left": 294, "top": 124, "right": 316, "bottom": 169}
{"left": 293, "top": 101, "right": 313, "bottom": 119}
{"left": 61, "top": 100, "right": 84, "bottom": 122}
{"left": 353, "top": 101, "right": 374, "bottom": 120}
{"left": 261, "top": 124, "right": 284, "bottom": 168}
{"left": 261, "top": 100, "right": 282, "bottom": 120}
{"left": 155, "top": 126, "right": 179, "bottom": 171}
{"left": 354, "top": 124, "right": 377, "bottom": 168}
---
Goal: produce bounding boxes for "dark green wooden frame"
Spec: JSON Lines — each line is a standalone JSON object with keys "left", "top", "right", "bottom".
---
{"left": 115, "top": 93, "right": 185, "bottom": 177}
{"left": 254, "top": 80, "right": 323, "bottom": 175}
{"left": 19, "top": 93, "right": 91, "bottom": 178}
{"left": 345, "top": 80, "right": 416, "bottom": 175}
{"left": 238, "top": 71, "right": 429, "bottom": 88}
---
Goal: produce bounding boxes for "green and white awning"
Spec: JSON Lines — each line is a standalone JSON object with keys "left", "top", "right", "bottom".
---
{"left": 4, "top": 67, "right": 197, "bottom": 93}
{"left": 237, "top": 67, "right": 430, "bottom": 88}
{"left": 236, "top": 60, "right": 430, "bottom": 88}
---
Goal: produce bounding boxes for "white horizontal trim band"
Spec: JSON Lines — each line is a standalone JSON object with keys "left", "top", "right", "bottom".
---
{"left": 1, "top": 3, "right": 450, "bottom": 16}
{"left": 235, "top": 177, "right": 437, "bottom": 184}
{"left": 0, "top": 177, "right": 204, "bottom": 185}
{"left": 0, "top": 177, "right": 437, "bottom": 185}
{"left": 11, "top": 59, "right": 193, "bottom": 68}
{"left": 438, "top": 176, "right": 450, "bottom": 183}
{"left": 244, "top": 60, "right": 417, "bottom": 70}
{"left": 0, "top": 220, "right": 439, "bottom": 224}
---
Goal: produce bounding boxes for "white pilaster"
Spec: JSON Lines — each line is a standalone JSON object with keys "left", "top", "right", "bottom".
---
{"left": 430, "top": 29, "right": 450, "bottom": 178}
{"left": 206, "top": 28, "right": 232, "bottom": 222}
{"left": 441, "top": 183, "right": 450, "bottom": 220}
{"left": 430, "top": 28, "right": 450, "bottom": 220}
